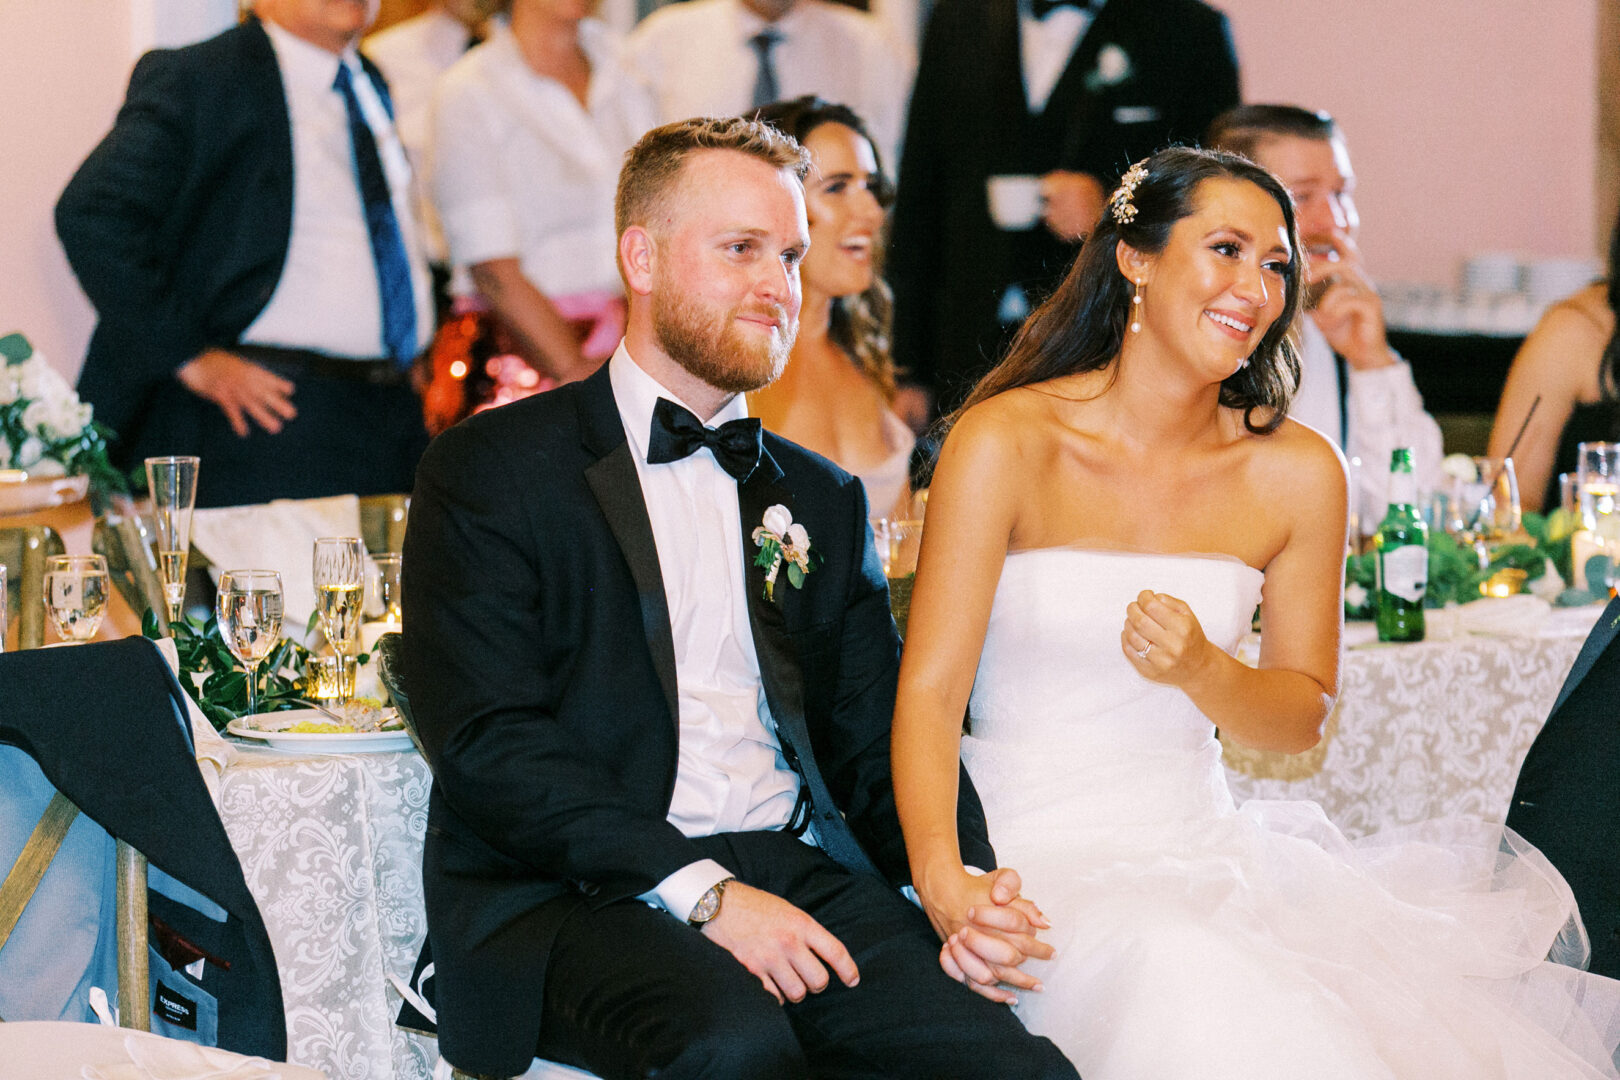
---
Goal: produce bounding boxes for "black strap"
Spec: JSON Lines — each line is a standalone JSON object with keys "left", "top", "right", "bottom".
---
{"left": 1334, "top": 351, "right": 1351, "bottom": 450}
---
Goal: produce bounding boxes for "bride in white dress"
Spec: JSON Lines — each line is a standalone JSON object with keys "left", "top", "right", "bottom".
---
{"left": 891, "top": 146, "right": 1620, "bottom": 1078}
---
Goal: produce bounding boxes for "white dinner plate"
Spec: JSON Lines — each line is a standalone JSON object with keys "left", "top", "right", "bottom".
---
{"left": 225, "top": 709, "right": 414, "bottom": 754}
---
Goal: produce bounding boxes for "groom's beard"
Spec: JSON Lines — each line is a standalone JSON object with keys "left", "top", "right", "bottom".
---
{"left": 653, "top": 287, "right": 795, "bottom": 395}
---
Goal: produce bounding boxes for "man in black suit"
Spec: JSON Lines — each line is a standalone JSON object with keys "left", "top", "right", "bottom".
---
{"left": 56, "top": 0, "right": 434, "bottom": 507}
{"left": 1506, "top": 599, "right": 1620, "bottom": 979}
{"left": 400, "top": 117, "right": 1077, "bottom": 1079}
{"left": 889, "top": 0, "right": 1240, "bottom": 418}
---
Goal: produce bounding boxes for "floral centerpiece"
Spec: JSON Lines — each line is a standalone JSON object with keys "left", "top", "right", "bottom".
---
{"left": 0, "top": 331, "right": 124, "bottom": 498}
{"left": 1343, "top": 510, "right": 1589, "bottom": 619}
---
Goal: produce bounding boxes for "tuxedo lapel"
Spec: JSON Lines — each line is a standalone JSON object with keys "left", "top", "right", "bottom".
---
{"left": 578, "top": 371, "right": 679, "bottom": 730}
{"left": 1045, "top": 0, "right": 1129, "bottom": 160}
{"left": 1550, "top": 597, "right": 1620, "bottom": 715}
{"left": 737, "top": 450, "right": 880, "bottom": 878}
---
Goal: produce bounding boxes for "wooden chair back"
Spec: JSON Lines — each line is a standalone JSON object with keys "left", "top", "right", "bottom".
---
{"left": 0, "top": 526, "right": 65, "bottom": 651}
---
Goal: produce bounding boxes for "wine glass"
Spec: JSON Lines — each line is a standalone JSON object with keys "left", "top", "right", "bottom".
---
{"left": 368, "top": 552, "right": 403, "bottom": 624}
{"left": 1577, "top": 442, "right": 1620, "bottom": 594}
{"left": 1440, "top": 456, "right": 1521, "bottom": 568}
{"left": 313, "top": 537, "right": 365, "bottom": 702}
{"left": 144, "top": 456, "right": 199, "bottom": 629}
{"left": 43, "top": 555, "right": 110, "bottom": 644}
{"left": 217, "top": 569, "right": 284, "bottom": 716}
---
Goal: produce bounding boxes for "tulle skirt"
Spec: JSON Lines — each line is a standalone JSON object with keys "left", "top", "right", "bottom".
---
{"left": 961, "top": 733, "right": 1620, "bottom": 1079}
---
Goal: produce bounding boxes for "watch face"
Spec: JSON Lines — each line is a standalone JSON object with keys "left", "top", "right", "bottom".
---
{"left": 691, "top": 889, "right": 720, "bottom": 924}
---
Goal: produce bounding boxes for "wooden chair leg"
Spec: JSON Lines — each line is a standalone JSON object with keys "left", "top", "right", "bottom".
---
{"left": 115, "top": 841, "right": 150, "bottom": 1031}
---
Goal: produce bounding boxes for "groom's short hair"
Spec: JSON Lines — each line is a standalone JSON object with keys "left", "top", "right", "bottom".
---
{"left": 614, "top": 116, "right": 812, "bottom": 237}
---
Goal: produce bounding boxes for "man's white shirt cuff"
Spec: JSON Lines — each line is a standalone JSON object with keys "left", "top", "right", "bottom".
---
{"left": 641, "top": 859, "right": 733, "bottom": 922}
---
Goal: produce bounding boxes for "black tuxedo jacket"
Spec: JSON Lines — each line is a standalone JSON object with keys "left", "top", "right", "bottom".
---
{"left": 890, "top": 0, "right": 1240, "bottom": 412}
{"left": 55, "top": 17, "right": 390, "bottom": 467}
{"left": 1505, "top": 598, "right": 1620, "bottom": 978}
{"left": 0, "top": 638, "right": 285, "bottom": 1059}
{"left": 400, "top": 364, "right": 994, "bottom": 1072}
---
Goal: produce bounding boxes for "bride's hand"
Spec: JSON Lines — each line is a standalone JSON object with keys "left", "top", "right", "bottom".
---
{"left": 1123, "top": 590, "right": 1216, "bottom": 686}
{"left": 918, "top": 866, "right": 1054, "bottom": 1003}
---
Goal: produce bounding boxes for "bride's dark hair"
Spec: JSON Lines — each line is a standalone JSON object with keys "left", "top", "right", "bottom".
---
{"left": 951, "top": 145, "right": 1305, "bottom": 435}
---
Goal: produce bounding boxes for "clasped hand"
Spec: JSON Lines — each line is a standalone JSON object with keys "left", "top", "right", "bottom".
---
{"left": 917, "top": 866, "right": 1053, "bottom": 1004}
{"left": 1122, "top": 590, "right": 1215, "bottom": 686}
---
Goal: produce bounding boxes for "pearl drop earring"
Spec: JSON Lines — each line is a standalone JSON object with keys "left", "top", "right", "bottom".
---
{"left": 1130, "top": 279, "right": 1143, "bottom": 334}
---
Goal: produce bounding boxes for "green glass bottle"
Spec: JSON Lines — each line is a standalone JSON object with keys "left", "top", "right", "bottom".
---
{"left": 1374, "top": 447, "right": 1428, "bottom": 642}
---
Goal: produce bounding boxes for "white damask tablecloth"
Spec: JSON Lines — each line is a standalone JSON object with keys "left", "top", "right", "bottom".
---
{"left": 217, "top": 609, "right": 1603, "bottom": 1080}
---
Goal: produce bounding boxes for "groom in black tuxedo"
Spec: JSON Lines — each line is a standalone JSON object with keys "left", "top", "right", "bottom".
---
{"left": 401, "top": 117, "right": 1076, "bottom": 1080}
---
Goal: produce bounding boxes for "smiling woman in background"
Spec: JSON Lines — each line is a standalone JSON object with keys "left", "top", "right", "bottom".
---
{"left": 749, "top": 96, "right": 915, "bottom": 522}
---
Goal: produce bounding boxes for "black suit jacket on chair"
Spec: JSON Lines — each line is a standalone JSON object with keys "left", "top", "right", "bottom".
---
{"left": 54, "top": 16, "right": 391, "bottom": 467}
{"left": 1506, "top": 598, "right": 1620, "bottom": 978}
{"left": 400, "top": 364, "right": 994, "bottom": 1075}
{"left": 889, "top": 0, "right": 1240, "bottom": 412}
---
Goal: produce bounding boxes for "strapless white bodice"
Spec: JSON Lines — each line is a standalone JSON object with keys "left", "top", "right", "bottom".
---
{"left": 956, "top": 549, "right": 1620, "bottom": 1079}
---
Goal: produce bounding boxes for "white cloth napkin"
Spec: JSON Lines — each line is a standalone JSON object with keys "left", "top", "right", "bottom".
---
{"left": 151, "top": 637, "right": 235, "bottom": 807}
{"left": 190, "top": 495, "right": 362, "bottom": 644}
{"left": 1423, "top": 594, "right": 1551, "bottom": 640}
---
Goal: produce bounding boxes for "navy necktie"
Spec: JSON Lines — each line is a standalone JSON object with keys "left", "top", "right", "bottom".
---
{"left": 646, "top": 398, "right": 763, "bottom": 482}
{"left": 333, "top": 62, "right": 418, "bottom": 367}
{"left": 749, "top": 27, "right": 782, "bottom": 110}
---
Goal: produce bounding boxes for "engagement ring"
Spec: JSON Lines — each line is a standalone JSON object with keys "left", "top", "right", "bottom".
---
{"left": 1136, "top": 643, "right": 1153, "bottom": 660}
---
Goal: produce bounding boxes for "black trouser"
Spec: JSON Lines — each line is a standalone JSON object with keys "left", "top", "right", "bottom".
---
{"left": 529, "top": 830, "right": 1077, "bottom": 1080}
{"left": 134, "top": 346, "right": 430, "bottom": 508}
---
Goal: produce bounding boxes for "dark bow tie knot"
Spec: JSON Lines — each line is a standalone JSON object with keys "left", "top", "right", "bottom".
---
{"left": 646, "top": 398, "right": 763, "bottom": 481}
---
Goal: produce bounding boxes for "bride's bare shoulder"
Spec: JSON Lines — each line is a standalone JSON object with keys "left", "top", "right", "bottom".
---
{"left": 1245, "top": 415, "right": 1350, "bottom": 504}
{"left": 941, "top": 388, "right": 1060, "bottom": 467}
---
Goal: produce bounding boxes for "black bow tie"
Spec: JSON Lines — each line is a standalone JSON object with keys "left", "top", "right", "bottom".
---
{"left": 1031, "top": 0, "right": 1090, "bottom": 17}
{"left": 646, "top": 398, "right": 763, "bottom": 482}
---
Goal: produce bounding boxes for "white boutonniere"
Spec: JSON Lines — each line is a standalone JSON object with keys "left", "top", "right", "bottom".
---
{"left": 752, "top": 504, "right": 818, "bottom": 601}
{"left": 1085, "top": 43, "right": 1132, "bottom": 91}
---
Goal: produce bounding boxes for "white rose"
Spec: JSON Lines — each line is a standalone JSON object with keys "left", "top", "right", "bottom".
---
{"left": 1529, "top": 559, "right": 1565, "bottom": 603}
{"left": 0, "top": 369, "right": 18, "bottom": 406}
{"left": 762, "top": 504, "right": 793, "bottom": 537}
{"left": 14, "top": 437, "right": 44, "bottom": 468}
{"left": 21, "top": 399, "right": 51, "bottom": 433}
{"left": 1344, "top": 582, "right": 1369, "bottom": 610}
{"left": 14, "top": 357, "right": 54, "bottom": 402}
{"left": 786, "top": 523, "right": 809, "bottom": 552}
{"left": 1441, "top": 453, "right": 1478, "bottom": 483}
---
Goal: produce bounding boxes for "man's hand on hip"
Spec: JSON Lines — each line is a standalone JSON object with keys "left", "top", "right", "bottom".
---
{"left": 1039, "top": 170, "right": 1107, "bottom": 242}
{"left": 176, "top": 348, "right": 298, "bottom": 437}
{"left": 699, "top": 881, "right": 860, "bottom": 1005}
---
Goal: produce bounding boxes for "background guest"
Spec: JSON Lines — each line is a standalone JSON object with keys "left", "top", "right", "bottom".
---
{"left": 430, "top": 0, "right": 653, "bottom": 387}
{"left": 749, "top": 96, "right": 913, "bottom": 522}
{"left": 365, "top": 0, "right": 508, "bottom": 287}
{"left": 1486, "top": 215, "right": 1615, "bottom": 512}
{"left": 889, "top": 0, "right": 1239, "bottom": 421}
{"left": 1210, "top": 104, "right": 1444, "bottom": 515}
{"left": 56, "top": 0, "right": 434, "bottom": 508}
{"left": 626, "top": 0, "right": 911, "bottom": 169}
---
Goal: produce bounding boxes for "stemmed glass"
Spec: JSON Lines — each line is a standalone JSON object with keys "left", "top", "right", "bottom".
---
{"left": 313, "top": 537, "right": 365, "bottom": 702}
{"left": 217, "top": 569, "right": 284, "bottom": 717}
{"left": 368, "top": 552, "right": 403, "bottom": 624}
{"left": 43, "top": 555, "right": 110, "bottom": 644}
{"left": 145, "top": 456, "right": 200, "bottom": 629}
{"left": 1577, "top": 442, "right": 1620, "bottom": 595}
{"left": 1438, "top": 456, "right": 1521, "bottom": 568}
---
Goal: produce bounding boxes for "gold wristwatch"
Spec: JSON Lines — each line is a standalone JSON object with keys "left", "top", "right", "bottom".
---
{"left": 687, "top": 876, "right": 735, "bottom": 928}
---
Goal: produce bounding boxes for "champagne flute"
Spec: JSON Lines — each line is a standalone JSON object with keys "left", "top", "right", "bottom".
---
{"left": 217, "top": 569, "right": 284, "bottom": 716}
{"left": 313, "top": 537, "right": 365, "bottom": 702}
{"left": 144, "top": 456, "right": 200, "bottom": 629}
{"left": 43, "top": 554, "right": 111, "bottom": 644}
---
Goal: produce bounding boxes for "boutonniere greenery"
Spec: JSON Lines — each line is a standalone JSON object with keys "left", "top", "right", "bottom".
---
{"left": 1084, "top": 43, "right": 1132, "bottom": 92}
{"left": 752, "top": 503, "right": 819, "bottom": 601}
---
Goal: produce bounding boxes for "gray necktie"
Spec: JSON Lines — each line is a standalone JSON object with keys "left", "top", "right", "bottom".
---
{"left": 749, "top": 27, "right": 782, "bottom": 109}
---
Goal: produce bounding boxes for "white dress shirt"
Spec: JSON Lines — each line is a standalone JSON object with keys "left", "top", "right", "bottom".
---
{"left": 1019, "top": 0, "right": 1098, "bottom": 113}
{"left": 609, "top": 344, "right": 803, "bottom": 922}
{"left": 243, "top": 21, "right": 434, "bottom": 359}
{"left": 430, "top": 20, "right": 654, "bottom": 297}
{"left": 626, "top": 0, "right": 913, "bottom": 170}
{"left": 364, "top": 8, "right": 486, "bottom": 263}
{"left": 1291, "top": 315, "right": 1446, "bottom": 524}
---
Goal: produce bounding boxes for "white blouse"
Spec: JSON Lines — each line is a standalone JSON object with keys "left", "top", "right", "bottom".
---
{"left": 429, "top": 20, "right": 656, "bottom": 297}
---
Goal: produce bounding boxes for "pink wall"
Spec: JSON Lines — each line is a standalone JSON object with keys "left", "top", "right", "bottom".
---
{"left": 1218, "top": 0, "right": 1601, "bottom": 287}
{"left": 0, "top": 2, "right": 138, "bottom": 382}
